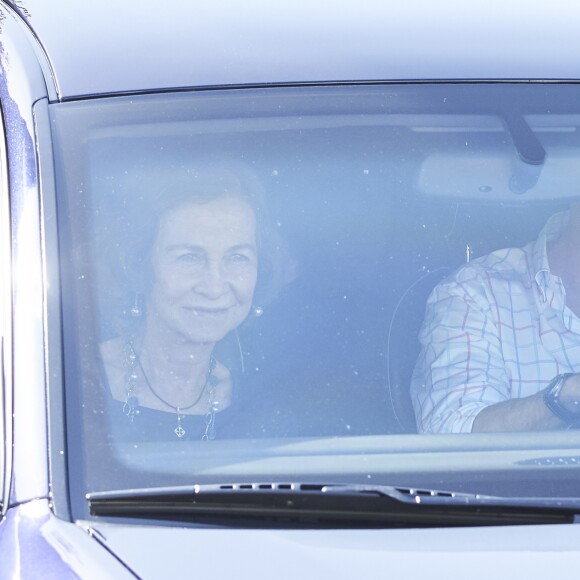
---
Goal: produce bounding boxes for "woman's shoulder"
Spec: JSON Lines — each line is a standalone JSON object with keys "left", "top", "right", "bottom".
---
{"left": 100, "top": 336, "right": 125, "bottom": 363}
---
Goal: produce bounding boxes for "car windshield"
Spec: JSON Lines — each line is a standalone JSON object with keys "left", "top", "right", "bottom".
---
{"left": 48, "top": 83, "right": 580, "bottom": 519}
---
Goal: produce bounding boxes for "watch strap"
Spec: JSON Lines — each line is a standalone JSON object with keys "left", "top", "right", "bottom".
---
{"left": 543, "top": 373, "right": 578, "bottom": 424}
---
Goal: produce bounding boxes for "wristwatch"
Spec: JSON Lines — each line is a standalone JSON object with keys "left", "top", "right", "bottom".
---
{"left": 543, "top": 373, "right": 580, "bottom": 424}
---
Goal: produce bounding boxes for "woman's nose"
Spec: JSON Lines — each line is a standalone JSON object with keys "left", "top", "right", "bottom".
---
{"left": 195, "top": 262, "right": 227, "bottom": 297}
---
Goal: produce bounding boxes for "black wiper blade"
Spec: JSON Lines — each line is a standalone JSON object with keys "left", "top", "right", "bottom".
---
{"left": 87, "top": 483, "right": 580, "bottom": 529}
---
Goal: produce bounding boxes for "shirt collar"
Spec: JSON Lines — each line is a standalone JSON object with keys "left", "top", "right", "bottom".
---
{"left": 533, "top": 210, "right": 569, "bottom": 293}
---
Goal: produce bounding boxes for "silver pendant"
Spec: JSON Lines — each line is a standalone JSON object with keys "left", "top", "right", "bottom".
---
{"left": 174, "top": 408, "right": 186, "bottom": 438}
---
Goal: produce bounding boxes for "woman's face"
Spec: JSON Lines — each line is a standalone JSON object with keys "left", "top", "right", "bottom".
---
{"left": 147, "top": 195, "right": 258, "bottom": 346}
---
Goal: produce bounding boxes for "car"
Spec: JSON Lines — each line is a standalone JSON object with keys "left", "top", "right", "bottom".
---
{"left": 2, "top": 0, "right": 580, "bottom": 577}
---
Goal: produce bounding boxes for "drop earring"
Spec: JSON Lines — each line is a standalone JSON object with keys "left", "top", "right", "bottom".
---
{"left": 131, "top": 293, "right": 144, "bottom": 317}
{"left": 235, "top": 330, "right": 246, "bottom": 374}
{"left": 253, "top": 305, "right": 264, "bottom": 317}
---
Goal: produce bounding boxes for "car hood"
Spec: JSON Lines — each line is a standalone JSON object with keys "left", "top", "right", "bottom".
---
{"left": 86, "top": 521, "right": 580, "bottom": 579}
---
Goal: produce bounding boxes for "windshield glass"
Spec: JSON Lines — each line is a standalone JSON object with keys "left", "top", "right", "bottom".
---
{"left": 48, "top": 84, "right": 580, "bottom": 518}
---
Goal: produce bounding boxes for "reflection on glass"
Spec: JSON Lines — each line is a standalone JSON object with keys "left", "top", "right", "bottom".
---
{"left": 48, "top": 84, "right": 580, "bottom": 508}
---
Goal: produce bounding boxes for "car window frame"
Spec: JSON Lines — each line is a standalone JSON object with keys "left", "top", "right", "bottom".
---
{"left": 34, "top": 98, "right": 70, "bottom": 519}
{"left": 0, "top": 92, "right": 11, "bottom": 514}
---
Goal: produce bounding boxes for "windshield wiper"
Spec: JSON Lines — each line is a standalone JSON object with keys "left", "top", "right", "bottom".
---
{"left": 87, "top": 483, "right": 580, "bottom": 528}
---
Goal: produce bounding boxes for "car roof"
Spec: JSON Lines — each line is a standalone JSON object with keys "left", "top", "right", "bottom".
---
{"left": 10, "top": 0, "right": 580, "bottom": 100}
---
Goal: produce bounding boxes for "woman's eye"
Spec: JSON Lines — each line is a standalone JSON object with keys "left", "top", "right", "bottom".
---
{"left": 178, "top": 252, "right": 203, "bottom": 264}
{"left": 228, "top": 253, "right": 251, "bottom": 264}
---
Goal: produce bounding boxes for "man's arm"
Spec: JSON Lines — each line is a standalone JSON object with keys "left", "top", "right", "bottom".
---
{"left": 472, "top": 373, "right": 580, "bottom": 432}
{"left": 411, "top": 274, "right": 511, "bottom": 434}
{"left": 412, "top": 258, "right": 580, "bottom": 434}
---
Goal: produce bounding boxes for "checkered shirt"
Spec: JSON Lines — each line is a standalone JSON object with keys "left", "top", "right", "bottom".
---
{"left": 410, "top": 211, "right": 580, "bottom": 433}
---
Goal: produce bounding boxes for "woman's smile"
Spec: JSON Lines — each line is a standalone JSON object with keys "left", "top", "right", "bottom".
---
{"left": 185, "top": 306, "right": 233, "bottom": 317}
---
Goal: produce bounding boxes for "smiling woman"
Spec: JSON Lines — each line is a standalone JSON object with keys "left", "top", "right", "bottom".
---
{"left": 98, "top": 165, "right": 288, "bottom": 441}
